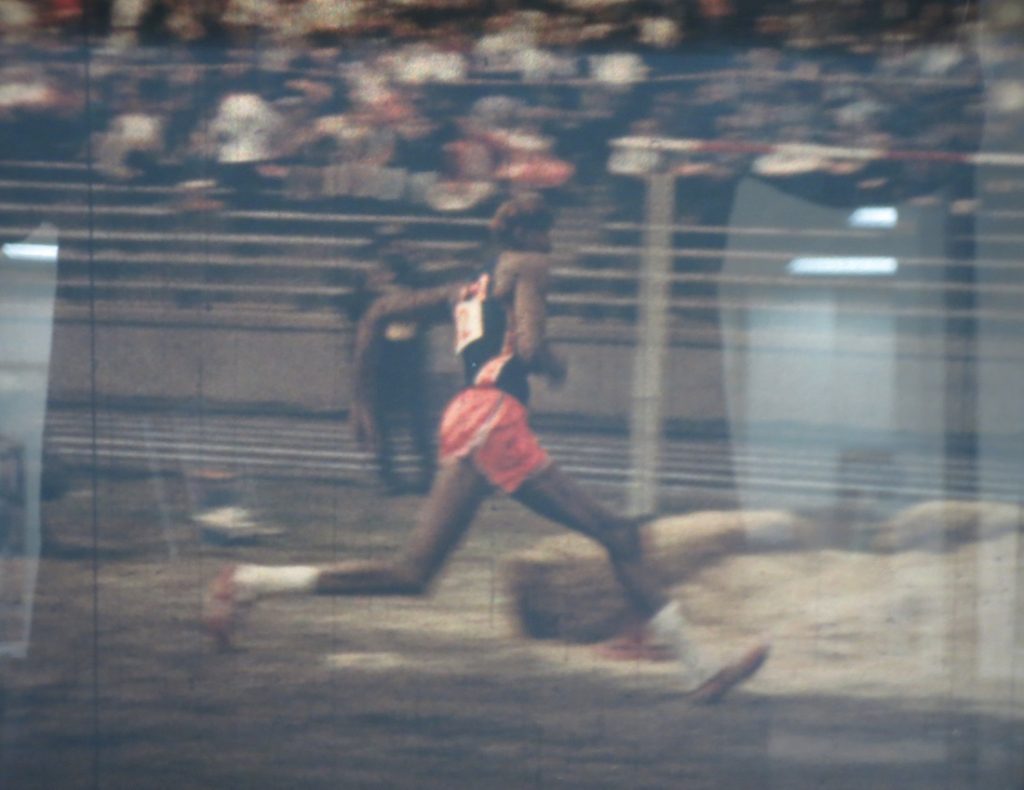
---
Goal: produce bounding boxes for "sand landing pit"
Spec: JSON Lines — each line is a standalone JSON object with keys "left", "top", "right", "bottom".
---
{"left": 503, "top": 501, "right": 1024, "bottom": 700}
{"left": 870, "top": 500, "right": 1023, "bottom": 552}
{"left": 502, "top": 509, "right": 813, "bottom": 643}
{"left": 502, "top": 501, "right": 1023, "bottom": 643}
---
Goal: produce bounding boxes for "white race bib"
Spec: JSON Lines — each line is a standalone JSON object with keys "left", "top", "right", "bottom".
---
{"left": 454, "top": 297, "right": 484, "bottom": 354}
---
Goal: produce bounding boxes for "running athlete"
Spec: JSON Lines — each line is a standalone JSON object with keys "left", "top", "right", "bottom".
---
{"left": 204, "top": 194, "right": 768, "bottom": 704}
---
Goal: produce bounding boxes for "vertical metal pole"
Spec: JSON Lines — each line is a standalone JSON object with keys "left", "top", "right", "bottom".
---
{"left": 628, "top": 172, "right": 674, "bottom": 515}
{"left": 942, "top": 182, "right": 980, "bottom": 783}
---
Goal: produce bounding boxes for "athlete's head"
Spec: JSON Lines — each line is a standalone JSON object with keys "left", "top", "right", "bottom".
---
{"left": 490, "top": 193, "right": 553, "bottom": 252}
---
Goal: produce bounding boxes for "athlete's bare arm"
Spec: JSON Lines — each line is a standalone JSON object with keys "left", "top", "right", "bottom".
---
{"left": 495, "top": 252, "right": 567, "bottom": 385}
{"left": 351, "top": 284, "right": 457, "bottom": 448}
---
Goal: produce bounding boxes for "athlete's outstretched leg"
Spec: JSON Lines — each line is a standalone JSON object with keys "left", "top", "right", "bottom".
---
{"left": 316, "top": 458, "right": 489, "bottom": 595}
{"left": 203, "top": 460, "right": 490, "bottom": 648}
{"left": 514, "top": 463, "right": 666, "bottom": 617}
{"left": 513, "top": 463, "right": 769, "bottom": 703}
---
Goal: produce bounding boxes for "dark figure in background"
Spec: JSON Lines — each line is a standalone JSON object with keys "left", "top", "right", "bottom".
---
{"left": 348, "top": 229, "right": 435, "bottom": 495}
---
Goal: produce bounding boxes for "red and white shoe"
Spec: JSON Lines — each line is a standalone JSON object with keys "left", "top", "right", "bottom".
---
{"left": 687, "top": 642, "right": 771, "bottom": 705}
{"left": 202, "top": 564, "right": 243, "bottom": 651}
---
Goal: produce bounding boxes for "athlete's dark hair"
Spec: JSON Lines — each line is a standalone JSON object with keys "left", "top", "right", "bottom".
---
{"left": 489, "top": 193, "right": 553, "bottom": 250}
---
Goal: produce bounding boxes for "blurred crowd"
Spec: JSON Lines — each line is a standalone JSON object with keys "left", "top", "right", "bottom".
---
{"left": 1, "top": 1, "right": 1011, "bottom": 49}
{"left": 1, "top": 1, "right": 1021, "bottom": 217}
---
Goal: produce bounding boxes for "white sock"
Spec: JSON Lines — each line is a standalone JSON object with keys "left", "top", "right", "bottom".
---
{"left": 233, "top": 564, "right": 319, "bottom": 600}
{"left": 648, "top": 601, "right": 708, "bottom": 688}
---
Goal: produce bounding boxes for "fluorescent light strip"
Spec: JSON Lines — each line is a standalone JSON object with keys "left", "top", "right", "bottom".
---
{"left": 787, "top": 256, "right": 898, "bottom": 276}
{"left": 847, "top": 207, "right": 898, "bottom": 228}
{"left": 2, "top": 243, "right": 59, "bottom": 262}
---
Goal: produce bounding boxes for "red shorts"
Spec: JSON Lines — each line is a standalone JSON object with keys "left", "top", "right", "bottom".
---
{"left": 438, "top": 387, "right": 550, "bottom": 493}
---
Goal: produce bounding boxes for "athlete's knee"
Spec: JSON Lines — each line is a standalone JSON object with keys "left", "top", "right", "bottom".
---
{"left": 389, "top": 557, "right": 434, "bottom": 596}
{"left": 599, "top": 517, "right": 643, "bottom": 563}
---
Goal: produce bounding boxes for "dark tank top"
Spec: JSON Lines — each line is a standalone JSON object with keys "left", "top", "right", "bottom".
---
{"left": 453, "top": 263, "right": 530, "bottom": 405}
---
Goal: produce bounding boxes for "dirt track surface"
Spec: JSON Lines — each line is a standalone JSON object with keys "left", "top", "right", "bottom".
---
{"left": 2, "top": 476, "right": 1022, "bottom": 789}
